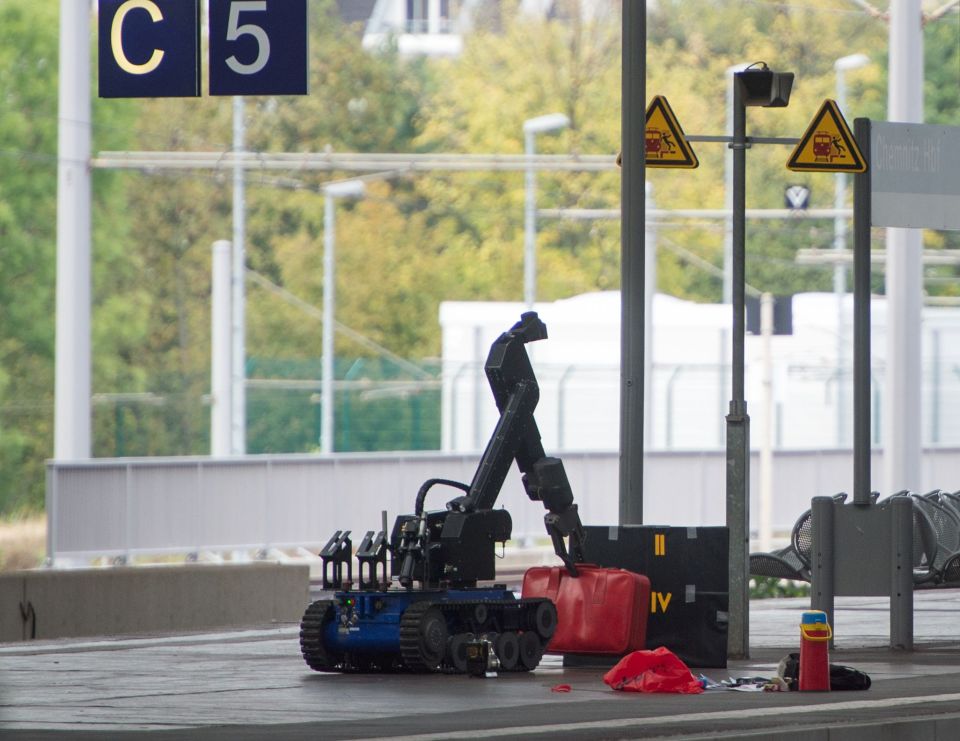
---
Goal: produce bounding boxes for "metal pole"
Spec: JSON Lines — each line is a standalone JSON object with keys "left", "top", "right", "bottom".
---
{"left": 832, "top": 54, "right": 868, "bottom": 313}
{"left": 473, "top": 325, "right": 484, "bottom": 450}
{"left": 723, "top": 64, "right": 748, "bottom": 306}
{"left": 322, "top": 194, "right": 335, "bottom": 455}
{"left": 231, "top": 97, "right": 247, "bottom": 455}
{"left": 524, "top": 129, "right": 537, "bottom": 309}
{"left": 619, "top": 0, "right": 646, "bottom": 525}
{"left": 853, "top": 118, "right": 872, "bottom": 505}
{"left": 891, "top": 494, "right": 914, "bottom": 649}
{"left": 726, "top": 72, "right": 750, "bottom": 659}
{"left": 320, "top": 180, "right": 364, "bottom": 456}
{"left": 645, "top": 183, "right": 656, "bottom": 453}
{"left": 834, "top": 157, "right": 848, "bottom": 449}
{"left": 810, "top": 495, "right": 836, "bottom": 631}
{"left": 759, "top": 293, "right": 774, "bottom": 553}
{"left": 884, "top": 0, "right": 924, "bottom": 494}
{"left": 833, "top": 55, "right": 869, "bottom": 448}
{"left": 54, "top": 0, "right": 92, "bottom": 460}
{"left": 211, "top": 241, "right": 233, "bottom": 456}
{"left": 931, "top": 329, "right": 941, "bottom": 444}
{"left": 523, "top": 114, "right": 567, "bottom": 309}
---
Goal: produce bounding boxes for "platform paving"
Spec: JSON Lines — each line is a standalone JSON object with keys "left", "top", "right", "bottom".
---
{"left": 1, "top": 591, "right": 959, "bottom": 740}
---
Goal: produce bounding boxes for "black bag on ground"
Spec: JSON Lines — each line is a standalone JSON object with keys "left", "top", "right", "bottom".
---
{"left": 777, "top": 653, "right": 872, "bottom": 690}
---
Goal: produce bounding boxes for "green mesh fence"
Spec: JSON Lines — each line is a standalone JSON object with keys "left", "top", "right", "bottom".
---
{"left": 245, "top": 356, "right": 441, "bottom": 454}
{"left": 87, "top": 357, "right": 441, "bottom": 459}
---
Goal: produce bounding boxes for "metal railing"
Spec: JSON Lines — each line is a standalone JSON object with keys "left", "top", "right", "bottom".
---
{"left": 46, "top": 447, "right": 960, "bottom": 566}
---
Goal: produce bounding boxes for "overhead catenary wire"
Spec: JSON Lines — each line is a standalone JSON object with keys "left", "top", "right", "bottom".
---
{"left": 926, "top": 0, "right": 960, "bottom": 22}
{"left": 657, "top": 234, "right": 763, "bottom": 298}
{"left": 93, "top": 151, "right": 620, "bottom": 172}
{"left": 245, "top": 269, "right": 435, "bottom": 380}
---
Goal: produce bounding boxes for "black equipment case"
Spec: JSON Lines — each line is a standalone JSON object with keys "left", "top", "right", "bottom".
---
{"left": 581, "top": 525, "right": 729, "bottom": 668}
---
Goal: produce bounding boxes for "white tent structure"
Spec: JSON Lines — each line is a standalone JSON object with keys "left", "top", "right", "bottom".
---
{"left": 441, "top": 291, "right": 960, "bottom": 455}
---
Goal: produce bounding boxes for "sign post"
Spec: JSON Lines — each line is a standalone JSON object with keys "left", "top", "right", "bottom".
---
{"left": 854, "top": 121, "right": 960, "bottom": 502}
{"left": 619, "top": 0, "right": 646, "bottom": 528}
{"left": 852, "top": 119, "right": 872, "bottom": 507}
{"left": 726, "top": 65, "right": 794, "bottom": 660}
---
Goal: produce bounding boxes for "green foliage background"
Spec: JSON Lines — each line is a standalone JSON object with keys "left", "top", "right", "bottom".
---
{"left": 0, "top": 0, "right": 957, "bottom": 513}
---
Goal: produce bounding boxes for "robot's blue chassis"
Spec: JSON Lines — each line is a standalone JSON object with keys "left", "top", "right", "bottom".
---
{"left": 323, "top": 587, "right": 513, "bottom": 653}
{"left": 300, "top": 585, "right": 557, "bottom": 673}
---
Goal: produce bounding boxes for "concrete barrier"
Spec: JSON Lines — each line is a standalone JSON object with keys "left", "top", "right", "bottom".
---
{"left": 0, "top": 576, "right": 26, "bottom": 642}
{"left": 0, "top": 563, "right": 309, "bottom": 642}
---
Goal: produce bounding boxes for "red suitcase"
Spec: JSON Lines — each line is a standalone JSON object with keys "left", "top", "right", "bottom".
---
{"left": 522, "top": 564, "right": 650, "bottom": 655}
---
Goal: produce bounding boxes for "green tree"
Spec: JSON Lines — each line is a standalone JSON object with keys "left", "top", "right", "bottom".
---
{"left": 7, "top": 0, "right": 948, "bottom": 483}
{"left": 646, "top": 0, "right": 890, "bottom": 299}
{"left": 102, "top": 95, "right": 233, "bottom": 457}
{"left": 411, "top": 0, "right": 892, "bottom": 303}
{"left": 410, "top": 3, "right": 623, "bottom": 309}
{"left": 921, "top": 11, "right": 960, "bottom": 284}
{"left": 92, "top": 0, "right": 441, "bottom": 456}
{"left": 925, "top": 12, "right": 960, "bottom": 127}
{"left": 0, "top": 0, "right": 139, "bottom": 511}
{"left": 0, "top": 0, "right": 60, "bottom": 513}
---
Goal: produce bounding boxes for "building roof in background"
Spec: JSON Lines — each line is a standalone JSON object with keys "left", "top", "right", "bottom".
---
{"left": 336, "top": 0, "right": 379, "bottom": 27}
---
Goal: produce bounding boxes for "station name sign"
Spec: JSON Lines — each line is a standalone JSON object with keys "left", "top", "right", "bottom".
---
{"left": 98, "top": 0, "right": 307, "bottom": 98}
{"left": 871, "top": 122, "right": 960, "bottom": 231}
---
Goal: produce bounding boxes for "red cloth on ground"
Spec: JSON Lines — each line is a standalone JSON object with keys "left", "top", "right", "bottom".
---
{"left": 603, "top": 646, "right": 704, "bottom": 694}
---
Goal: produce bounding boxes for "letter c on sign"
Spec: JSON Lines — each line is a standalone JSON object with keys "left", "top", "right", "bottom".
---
{"left": 111, "top": 0, "right": 165, "bottom": 75}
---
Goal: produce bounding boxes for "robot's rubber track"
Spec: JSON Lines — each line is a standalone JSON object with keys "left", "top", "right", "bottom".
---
{"left": 399, "top": 600, "right": 444, "bottom": 672}
{"left": 446, "top": 598, "right": 549, "bottom": 673}
{"left": 299, "top": 599, "right": 340, "bottom": 672}
{"left": 302, "top": 596, "right": 555, "bottom": 674}
{"left": 400, "top": 597, "right": 554, "bottom": 674}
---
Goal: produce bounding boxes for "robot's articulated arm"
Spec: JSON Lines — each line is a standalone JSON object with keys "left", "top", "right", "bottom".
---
{"left": 446, "top": 312, "right": 586, "bottom": 575}
{"left": 524, "top": 456, "right": 585, "bottom": 575}
{"left": 381, "top": 312, "right": 585, "bottom": 590}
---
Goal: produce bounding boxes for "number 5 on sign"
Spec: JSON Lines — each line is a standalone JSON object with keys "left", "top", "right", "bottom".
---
{"left": 225, "top": 2, "right": 271, "bottom": 75}
{"left": 208, "top": 0, "right": 308, "bottom": 96}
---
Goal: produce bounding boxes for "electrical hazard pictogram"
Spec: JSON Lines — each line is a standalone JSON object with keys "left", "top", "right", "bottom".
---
{"left": 645, "top": 96, "right": 699, "bottom": 169}
{"left": 787, "top": 99, "right": 866, "bottom": 173}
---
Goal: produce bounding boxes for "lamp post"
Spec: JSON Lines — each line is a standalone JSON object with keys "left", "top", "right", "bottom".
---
{"left": 523, "top": 113, "right": 569, "bottom": 308}
{"left": 620, "top": 2, "right": 646, "bottom": 527}
{"left": 231, "top": 97, "right": 247, "bottom": 456}
{"left": 321, "top": 180, "right": 365, "bottom": 455}
{"left": 723, "top": 63, "right": 749, "bottom": 306}
{"left": 211, "top": 240, "right": 232, "bottom": 457}
{"left": 54, "top": 0, "right": 92, "bottom": 460}
{"left": 727, "top": 64, "right": 794, "bottom": 660}
{"left": 833, "top": 53, "right": 870, "bottom": 448}
{"left": 885, "top": 0, "right": 924, "bottom": 496}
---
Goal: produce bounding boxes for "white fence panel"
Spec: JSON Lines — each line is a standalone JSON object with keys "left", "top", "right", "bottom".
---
{"left": 46, "top": 448, "right": 960, "bottom": 565}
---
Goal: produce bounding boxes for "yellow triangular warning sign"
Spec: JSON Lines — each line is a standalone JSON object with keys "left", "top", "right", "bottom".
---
{"left": 787, "top": 99, "right": 866, "bottom": 173}
{"left": 645, "top": 95, "right": 699, "bottom": 169}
